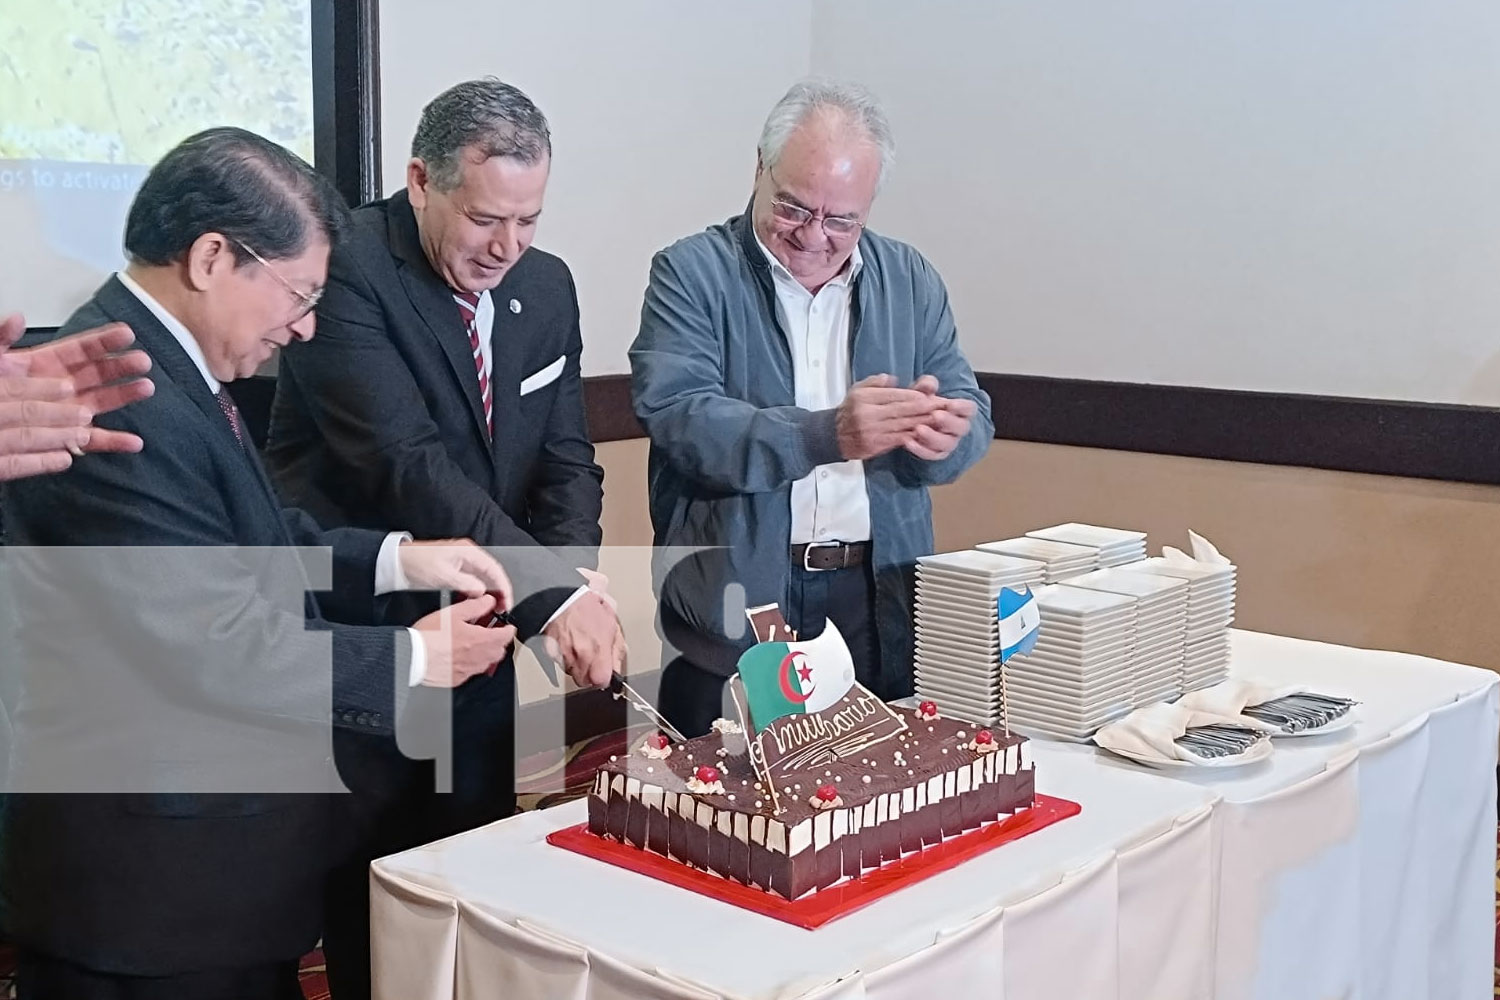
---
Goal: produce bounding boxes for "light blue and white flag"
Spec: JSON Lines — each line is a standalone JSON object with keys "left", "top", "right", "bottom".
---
{"left": 997, "top": 586, "right": 1042, "bottom": 662}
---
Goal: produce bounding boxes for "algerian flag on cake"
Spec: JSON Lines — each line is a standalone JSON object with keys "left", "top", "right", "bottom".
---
{"left": 735, "top": 620, "right": 857, "bottom": 732}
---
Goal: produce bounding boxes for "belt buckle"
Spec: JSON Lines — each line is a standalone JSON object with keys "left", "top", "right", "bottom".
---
{"left": 802, "top": 540, "right": 842, "bottom": 572}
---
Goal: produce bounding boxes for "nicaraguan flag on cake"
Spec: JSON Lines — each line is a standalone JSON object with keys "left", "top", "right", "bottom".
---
{"left": 998, "top": 585, "right": 1042, "bottom": 662}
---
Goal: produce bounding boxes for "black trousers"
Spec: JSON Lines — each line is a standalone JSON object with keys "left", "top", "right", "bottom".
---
{"left": 322, "top": 663, "right": 518, "bottom": 1000}
{"left": 659, "top": 562, "right": 884, "bottom": 739}
{"left": 16, "top": 952, "right": 301, "bottom": 1000}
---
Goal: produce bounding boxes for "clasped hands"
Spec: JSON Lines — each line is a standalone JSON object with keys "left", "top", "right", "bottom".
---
{"left": 400, "top": 540, "right": 624, "bottom": 691}
{"left": 835, "top": 373, "right": 976, "bottom": 462}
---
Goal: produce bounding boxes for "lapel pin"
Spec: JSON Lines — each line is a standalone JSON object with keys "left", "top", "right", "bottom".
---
{"left": 509, "top": 298, "right": 522, "bottom": 314}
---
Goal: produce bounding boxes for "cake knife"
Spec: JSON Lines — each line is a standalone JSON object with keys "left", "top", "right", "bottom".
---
{"left": 607, "top": 673, "right": 688, "bottom": 745}
{"left": 498, "top": 605, "right": 687, "bottom": 744}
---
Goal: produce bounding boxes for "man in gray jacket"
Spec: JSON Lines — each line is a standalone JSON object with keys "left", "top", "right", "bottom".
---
{"left": 630, "top": 80, "right": 993, "bottom": 737}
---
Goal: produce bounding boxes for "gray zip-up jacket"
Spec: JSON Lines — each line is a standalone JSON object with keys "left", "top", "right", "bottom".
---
{"left": 629, "top": 209, "right": 993, "bottom": 692}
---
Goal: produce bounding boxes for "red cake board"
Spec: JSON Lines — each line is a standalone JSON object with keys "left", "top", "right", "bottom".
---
{"left": 546, "top": 793, "right": 1081, "bottom": 929}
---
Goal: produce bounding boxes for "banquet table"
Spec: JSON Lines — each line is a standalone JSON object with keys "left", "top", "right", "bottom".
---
{"left": 370, "top": 630, "right": 1499, "bottom": 1000}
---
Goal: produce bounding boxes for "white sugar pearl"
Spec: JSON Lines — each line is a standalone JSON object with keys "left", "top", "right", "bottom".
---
{"left": 824, "top": 770, "right": 832, "bottom": 776}
{"left": 908, "top": 769, "right": 914, "bottom": 775}
{"left": 609, "top": 756, "right": 617, "bottom": 762}
{"left": 927, "top": 725, "right": 935, "bottom": 732}
{"left": 783, "top": 787, "right": 793, "bottom": 796}
{"left": 728, "top": 794, "right": 735, "bottom": 801}
{"left": 793, "top": 783, "right": 801, "bottom": 791}
{"left": 942, "top": 748, "right": 949, "bottom": 754}
{"left": 646, "top": 767, "right": 654, "bottom": 773}
{"left": 957, "top": 730, "right": 967, "bottom": 739}
{"left": 754, "top": 800, "right": 763, "bottom": 808}
{"left": 834, "top": 775, "right": 842, "bottom": 782}
{"left": 687, "top": 754, "right": 693, "bottom": 761}
{"left": 862, "top": 775, "right": 871, "bottom": 784}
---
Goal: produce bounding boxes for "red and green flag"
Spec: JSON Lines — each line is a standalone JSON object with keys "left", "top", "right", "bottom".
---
{"left": 735, "top": 620, "right": 857, "bottom": 732}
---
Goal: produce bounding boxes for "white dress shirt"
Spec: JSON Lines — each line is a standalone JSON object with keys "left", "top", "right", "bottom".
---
{"left": 751, "top": 238, "right": 871, "bottom": 546}
{"left": 464, "top": 287, "right": 496, "bottom": 395}
{"left": 116, "top": 271, "right": 429, "bottom": 684}
{"left": 461, "top": 285, "right": 589, "bottom": 630}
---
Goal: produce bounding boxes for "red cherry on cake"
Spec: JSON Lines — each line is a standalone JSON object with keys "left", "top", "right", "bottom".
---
{"left": 975, "top": 729, "right": 995, "bottom": 746}
{"left": 646, "top": 733, "right": 671, "bottom": 750}
{"left": 815, "top": 783, "right": 839, "bottom": 802}
{"left": 695, "top": 765, "right": 720, "bottom": 784}
{"left": 918, "top": 700, "right": 937, "bottom": 715}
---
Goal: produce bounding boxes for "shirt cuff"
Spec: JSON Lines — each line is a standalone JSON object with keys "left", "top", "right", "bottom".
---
{"left": 375, "top": 532, "right": 414, "bottom": 595}
{"left": 542, "top": 584, "right": 590, "bottom": 630}
{"left": 406, "top": 627, "right": 428, "bottom": 687}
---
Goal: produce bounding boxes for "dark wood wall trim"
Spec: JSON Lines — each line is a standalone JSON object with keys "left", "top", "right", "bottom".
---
{"left": 581, "top": 371, "right": 1500, "bottom": 487}
{"left": 582, "top": 374, "right": 644, "bottom": 442}
{"left": 977, "top": 373, "right": 1500, "bottom": 487}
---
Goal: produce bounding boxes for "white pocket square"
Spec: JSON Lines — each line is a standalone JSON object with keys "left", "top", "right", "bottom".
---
{"left": 519, "top": 354, "right": 566, "bottom": 396}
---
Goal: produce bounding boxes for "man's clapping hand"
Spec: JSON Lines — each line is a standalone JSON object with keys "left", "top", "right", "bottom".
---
{"left": 834, "top": 373, "right": 974, "bottom": 462}
{"left": 902, "top": 374, "right": 976, "bottom": 461}
{"left": 0, "top": 313, "right": 155, "bottom": 482}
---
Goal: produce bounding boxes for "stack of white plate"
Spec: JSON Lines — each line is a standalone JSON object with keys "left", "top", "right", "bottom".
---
{"left": 1120, "top": 557, "right": 1237, "bottom": 690}
{"left": 911, "top": 551, "right": 1047, "bottom": 725}
{"left": 1026, "top": 523, "right": 1148, "bottom": 568}
{"left": 1064, "top": 567, "right": 1189, "bottom": 705}
{"left": 1000, "top": 584, "right": 1139, "bottom": 741}
{"left": 974, "top": 536, "right": 1099, "bottom": 582}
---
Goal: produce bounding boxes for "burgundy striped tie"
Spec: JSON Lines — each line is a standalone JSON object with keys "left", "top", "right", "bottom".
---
{"left": 453, "top": 291, "right": 492, "bottom": 436}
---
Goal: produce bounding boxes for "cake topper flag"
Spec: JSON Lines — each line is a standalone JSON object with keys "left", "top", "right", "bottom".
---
{"left": 736, "top": 621, "right": 857, "bottom": 732}
{"left": 737, "top": 604, "right": 908, "bottom": 777}
{"left": 998, "top": 586, "right": 1041, "bottom": 662}
{"left": 997, "top": 585, "right": 1041, "bottom": 737}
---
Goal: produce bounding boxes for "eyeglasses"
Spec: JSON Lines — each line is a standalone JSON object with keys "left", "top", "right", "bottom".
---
{"left": 765, "top": 166, "right": 865, "bottom": 239}
{"left": 233, "top": 238, "right": 323, "bottom": 320}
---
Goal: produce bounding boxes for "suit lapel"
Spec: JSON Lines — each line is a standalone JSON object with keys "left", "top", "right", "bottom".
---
{"left": 386, "top": 193, "right": 494, "bottom": 455}
{"left": 486, "top": 286, "right": 523, "bottom": 478}
{"left": 94, "top": 278, "right": 294, "bottom": 539}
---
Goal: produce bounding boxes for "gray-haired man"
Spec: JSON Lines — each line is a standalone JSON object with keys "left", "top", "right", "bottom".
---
{"left": 266, "top": 78, "right": 618, "bottom": 1000}
{"left": 630, "top": 80, "right": 994, "bottom": 739}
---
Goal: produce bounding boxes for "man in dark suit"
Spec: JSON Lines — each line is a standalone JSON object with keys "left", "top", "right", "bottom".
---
{"left": 0, "top": 127, "right": 517, "bottom": 1000}
{"left": 266, "top": 78, "right": 622, "bottom": 999}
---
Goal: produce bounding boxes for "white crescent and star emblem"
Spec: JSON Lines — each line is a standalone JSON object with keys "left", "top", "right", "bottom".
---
{"left": 778, "top": 651, "right": 813, "bottom": 704}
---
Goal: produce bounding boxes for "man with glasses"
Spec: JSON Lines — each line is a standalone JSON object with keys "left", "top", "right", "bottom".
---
{"left": 0, "top": 126, "right": 519, "bottom": 999}
{"left": 630, "top": 80, "right": 993, "bottom": 738}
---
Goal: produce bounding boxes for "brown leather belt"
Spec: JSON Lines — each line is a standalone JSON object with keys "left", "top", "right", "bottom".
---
{"left": 791, "top": 541, "right": 871, "bottom": 572}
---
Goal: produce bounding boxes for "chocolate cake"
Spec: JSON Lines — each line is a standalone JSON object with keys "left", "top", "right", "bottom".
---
{"left": 587, "top": 701, "right": 1035, "bottom": 901}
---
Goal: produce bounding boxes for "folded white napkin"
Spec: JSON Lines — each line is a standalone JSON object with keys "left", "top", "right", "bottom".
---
{"left": 1093, "top": 700, "right": 1264, "bottom": 764}
{"left": 1174, "top": 679, "right": 1305, "bottom": 732}
{"left": 1161, "top": 528, "right": 1233, "bottom": 568}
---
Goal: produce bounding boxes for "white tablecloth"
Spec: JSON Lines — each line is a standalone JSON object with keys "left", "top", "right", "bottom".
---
{"left": 371, "top": 631, "right": 1498, "bottom": 1000}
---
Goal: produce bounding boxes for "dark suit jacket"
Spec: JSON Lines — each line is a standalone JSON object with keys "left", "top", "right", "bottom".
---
{"left": 0, "top": 277, "right": 415, "bottom": 974}
{"left": 267, "top": 191, "right": 604, "bottom": 640}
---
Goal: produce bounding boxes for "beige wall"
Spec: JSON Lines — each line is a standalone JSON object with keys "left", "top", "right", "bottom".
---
{"left": 591, "top": 436, "right": 1500, "bottom": 678}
